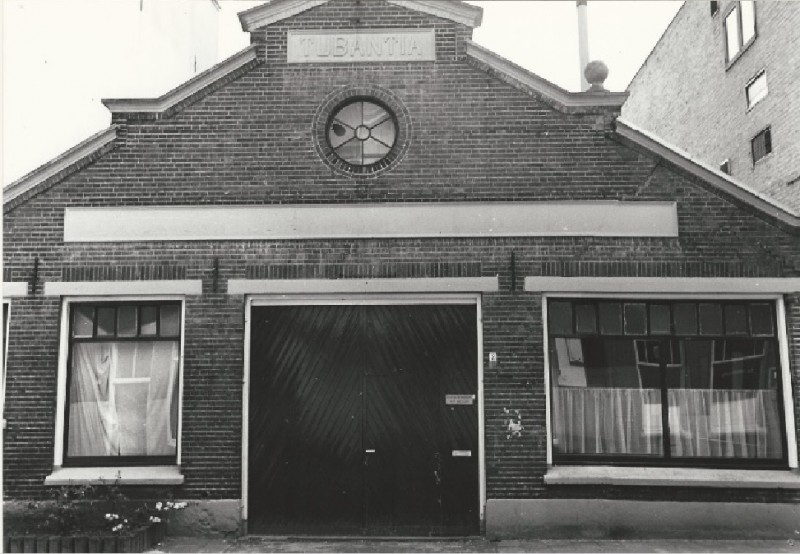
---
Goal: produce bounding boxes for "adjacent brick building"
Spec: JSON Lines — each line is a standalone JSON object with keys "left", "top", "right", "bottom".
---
{"left": 623, "top": 0, "right": 800, "bottom": 213}
{"left": 3, "top": 0, "right": 800, "bottom": 539}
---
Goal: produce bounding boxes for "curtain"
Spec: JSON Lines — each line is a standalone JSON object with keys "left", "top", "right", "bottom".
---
{"left": 552, "top": 387, "right": 663, "bottom": 455}
{"left": 145, "top": 342, "right": 180, "bottom": 455}
{"left": 668, "top": 389, "right": 781, "bottom": 458}
{"left": 68, "top": 343, "right": 117, "bottom": 456}
{"left": 68, "top": 341, "right": 179, "bottom": 457}
{"left": 552, "top": 386, "right": 782, "bottom": 459}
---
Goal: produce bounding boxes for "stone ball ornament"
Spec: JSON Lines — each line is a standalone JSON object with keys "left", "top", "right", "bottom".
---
{"left": 584, "top": 60, "right": 609, "bottom": 92}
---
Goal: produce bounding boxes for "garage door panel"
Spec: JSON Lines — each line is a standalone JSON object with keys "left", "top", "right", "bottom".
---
{"left": 249, "top": 306, "right": 365, "bottom": 532}
{"left": 249, "top": 302, "right": 479, "bottom": 535}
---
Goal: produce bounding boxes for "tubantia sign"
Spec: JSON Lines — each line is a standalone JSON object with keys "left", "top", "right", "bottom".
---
{"left": 287, "top": 29, "right": 436, "bottom": 63}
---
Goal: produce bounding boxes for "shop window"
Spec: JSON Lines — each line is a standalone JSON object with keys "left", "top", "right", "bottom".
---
{"left": 548, "top": 299, "right": 785, "bottom": 466}
{"left": 746, "top": 71, "right": 768, "bottom": 109}
{"left": 724, "top": 1, "right": 756, "bottom": 64}
{"left": 751, "top": 127, "right": 772, "bottom": 164}
{"left": 328, "top": 99, "right": 397, "bottom": 167}
{"left": 64, "top": 302, "right": 181, "bottom": 466}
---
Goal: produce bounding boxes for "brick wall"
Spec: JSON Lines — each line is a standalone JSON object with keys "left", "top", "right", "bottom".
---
{"left": 4, "top": 0, "right": 800, "bottom": 505}
{"left": 623, "top": 1, "right": 800, "bottom": 202}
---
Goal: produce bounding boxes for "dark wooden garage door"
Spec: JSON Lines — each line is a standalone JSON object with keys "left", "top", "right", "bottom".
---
{"left": 248, "top": 304, "right": 479, "bottom": 536}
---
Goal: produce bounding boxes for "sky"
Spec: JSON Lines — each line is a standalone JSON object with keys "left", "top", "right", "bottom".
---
{"left": 1, "top": 0, "right": 683, "bottom": 188}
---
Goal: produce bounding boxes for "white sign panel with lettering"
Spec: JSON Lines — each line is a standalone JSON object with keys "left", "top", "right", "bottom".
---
{"left": 445, "top": 394, "right": 475, "bottom": 405}
{"left": 287, "top": 29, "right": 436, "bottom": 63}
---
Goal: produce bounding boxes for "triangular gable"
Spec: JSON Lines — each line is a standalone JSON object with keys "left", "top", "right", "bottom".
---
{"left": 3, "top": 46, "right": 260, "bottom": 209}
{"left": 4, "top": 0, "right": 800, "bottom": 232}
{"left": 614, "top": 118, "right": 800, "bottom": 230}
{"left": 238, "top": 0, "right": 483, "bottom": 31}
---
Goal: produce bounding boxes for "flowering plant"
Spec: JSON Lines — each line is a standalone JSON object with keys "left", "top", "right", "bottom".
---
{"left": 104, "top": 512, "right": 129, "bottom": 534}
{"left": 13, "top": 481, "right": 190, "bottom": 538}
{"left": 105, "top": 500, "right": 188, "bottom": 534}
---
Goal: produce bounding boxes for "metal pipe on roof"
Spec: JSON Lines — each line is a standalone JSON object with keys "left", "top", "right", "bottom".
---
{"left": 577, "top": 0, "right": 590, "bottom": 91}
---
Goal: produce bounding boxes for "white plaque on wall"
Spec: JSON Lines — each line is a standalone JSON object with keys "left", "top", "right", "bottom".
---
{"left": 287, "top": 29, "right": 435, "bottom": 63}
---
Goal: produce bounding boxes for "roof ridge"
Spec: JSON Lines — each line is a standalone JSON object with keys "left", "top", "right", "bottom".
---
{"left": 615, "top": 118, "right": 800, "bottom": 229}
{"left": 464, "top": 39, "right": 628, "bottom": 112}
{"left": 102, "top": 45, "right": 258, "bottom": 117}
{"left": 239, "top": 0, "right": 483, "bottom": 31}
{"left": 3, "top": 125, "right": 120, "bottom": 206}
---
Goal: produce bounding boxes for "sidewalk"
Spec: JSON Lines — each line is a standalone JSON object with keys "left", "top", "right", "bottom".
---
{"left": 149, "top": 536, "right": 800, "bottom": 553}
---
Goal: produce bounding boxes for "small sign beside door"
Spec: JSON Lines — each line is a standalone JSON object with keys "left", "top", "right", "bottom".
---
{"left": 452, "top": 450, "right": 472, "bottom": 457}
{"left": 445, "top": 394, "right": 475, "bottom": 405}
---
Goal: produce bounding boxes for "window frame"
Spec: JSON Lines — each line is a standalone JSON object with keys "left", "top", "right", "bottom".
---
{"left": 326, "top": 96, "right": 399, "bottom": 171}
{"left": 544, "top": 294, "right": 795, "bottom": 470}
{"left": 723, "top": 1, "right": 757, "bottom": 67}
{"left": 751, "top": 126, "right": 773, "bottom": 165}
{"left": 745, "top": 70, "right": 768, "bottom": 111}
{"left": 53, "top": 296, "right": 185, "bottom": 469}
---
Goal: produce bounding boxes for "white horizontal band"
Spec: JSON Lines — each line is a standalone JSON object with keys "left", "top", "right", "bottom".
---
{"left": 229, "top": 277, "right": 498, "bottom": 295}
{"left": 525, "top": 277, "right": 800, "bottom": 294}
{"left": 3, "top": 282, "right": 28, "bottom": 297}
{"left": 63, "top": 202, "right": 678, "bottom": 242}
{"left": 43, "top": 280, "right": 202, "bottom": 296}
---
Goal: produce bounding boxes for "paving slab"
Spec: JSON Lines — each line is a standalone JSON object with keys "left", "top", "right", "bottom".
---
{"left": 148, "top": 536, "right": 800, "bottom": 553}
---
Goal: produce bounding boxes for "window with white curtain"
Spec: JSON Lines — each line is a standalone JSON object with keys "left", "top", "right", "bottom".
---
{"left": 548, "top": 299, "right": 785, "bottom": 467}
{"left": 65, "top": 302, "right": 181, "bottom": 466}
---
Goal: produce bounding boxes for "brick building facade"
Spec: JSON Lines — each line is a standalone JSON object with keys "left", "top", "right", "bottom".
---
{"left": 3, "top": 0, "right": 800, "bottom": 538}
{"left": 623, "top": 1, "right": 800, "bottom": 213}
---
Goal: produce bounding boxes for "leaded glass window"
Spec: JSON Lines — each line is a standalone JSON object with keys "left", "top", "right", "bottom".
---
{"left": 328, "top": 100, "right": 397, "bottom": 167}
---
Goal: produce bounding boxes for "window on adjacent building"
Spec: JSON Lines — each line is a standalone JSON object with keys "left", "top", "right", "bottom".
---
{"left": 751, "top": 127, "right": 772, "bottom": 164}
{"left": 724, "top": 1, "right": 757, "bottom": 63}
{"left": 548, "top": 299, "right": 785, "bottom": 467}
{"left": 746, "top": 71, "right": 768, "bottom": 109}
{"left": 64, "top": 302, "right": 181, "bottom": 466}
{"left": 710, "top": 1, "right": 719, "bottom": 16}
{"left": 719, "top": 159, "right": 731, "bottom": 175}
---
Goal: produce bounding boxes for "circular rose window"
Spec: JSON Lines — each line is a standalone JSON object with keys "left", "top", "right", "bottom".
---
{"left": 327, "top": 100, "right": 397, "bottom": 167}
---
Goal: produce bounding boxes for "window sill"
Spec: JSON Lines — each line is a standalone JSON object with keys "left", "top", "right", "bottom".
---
{"left": 44, "top": 465, "right": 184, "bottom": 486}
{"left": 746, "top": 96, "right": 766, "bottom": 113}
{"left": 545, "top": 466, "right": 800, "bottom": 489}
{"left": 725, "top": 35, "right": 757, "bottom": 71}
{"left": 754, "top": 151, "right": 774, "bottom": 167}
